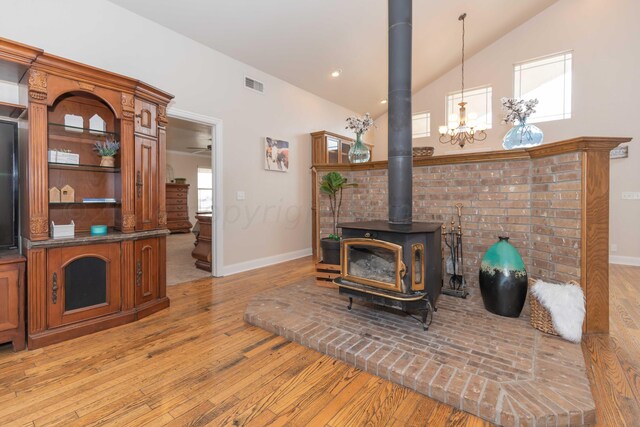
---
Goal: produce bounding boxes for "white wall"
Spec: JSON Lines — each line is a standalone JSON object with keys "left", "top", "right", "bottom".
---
{"left": 166, "top": 151, "right": 211, "bottom": 228}
{"left": 1, "top": 0, "right": 356, "bottom": 271}
{"left": 372, "top": 0, "right": 640, "bottom": 262}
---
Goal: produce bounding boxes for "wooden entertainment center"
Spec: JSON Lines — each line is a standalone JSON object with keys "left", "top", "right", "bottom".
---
{"left": 0, "top": 38, "right": 173, "bottom": 349}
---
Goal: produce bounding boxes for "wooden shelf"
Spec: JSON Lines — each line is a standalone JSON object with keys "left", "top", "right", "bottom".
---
{"left": 49, "top": 202, "right": 120, "bottom": 206}
{"left": 48, "top": 162, "right": 120, "bottom": 173}
{"left": 0, "top": 101, "right": 26, "bottom": 118}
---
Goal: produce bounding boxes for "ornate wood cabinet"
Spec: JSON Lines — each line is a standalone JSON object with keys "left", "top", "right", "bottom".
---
{"left": 311, "top": 130, "right": 374, "bottom": 164}
{"left": 166, "top": 183, "right": 193, "bottom": 233}
{"left": 11, "top": 40, "right": 174, "bottom": 349}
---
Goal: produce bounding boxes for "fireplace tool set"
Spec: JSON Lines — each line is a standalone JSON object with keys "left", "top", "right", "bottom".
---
{"left": 441, "top": 203, "right": 469, "bottom": 298}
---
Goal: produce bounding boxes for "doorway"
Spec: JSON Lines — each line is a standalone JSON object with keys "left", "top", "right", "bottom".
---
{"left": 165, "top": 108, "right": 223, "bottom": 279}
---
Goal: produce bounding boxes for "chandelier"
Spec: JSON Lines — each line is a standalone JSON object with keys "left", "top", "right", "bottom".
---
{"left": 439, "top": 13, "right": 486, "bottom": 148}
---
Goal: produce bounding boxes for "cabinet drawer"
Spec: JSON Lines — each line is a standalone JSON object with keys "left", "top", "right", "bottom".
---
{"left": 166, "top": 188, "right": 188, "bottom": 196}
{"left": 166, "top": 197, "right": 187, "bottom": 205}
{"left": 134, "top": 99, "right": 157, "bottom": 137}
{"left": 168, "top": 211, "right": 189, "bottom": 220}
{"left": 167, "top": 220, "right": 193, "bottom": 230}
{"left": 167, "top": 204, "right": 187, "bottom": 213}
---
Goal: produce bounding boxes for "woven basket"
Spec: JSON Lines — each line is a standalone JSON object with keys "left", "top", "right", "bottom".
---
{"left": 528, "top": 278, "right": 581, "bottom": 336}
{"left": 412, "top": 146, "right": 434, "bottom": 157}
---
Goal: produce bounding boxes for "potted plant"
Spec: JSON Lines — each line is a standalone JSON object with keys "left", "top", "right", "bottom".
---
{"left": 93, "top": 138, "right": 120, "bottom": 167}
{"left": 319, "top": 171, "right": 357, "bottom": 265}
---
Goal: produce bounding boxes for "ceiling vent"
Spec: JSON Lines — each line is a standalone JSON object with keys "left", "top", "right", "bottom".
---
{"left": 244, "top": 76, "right": 264, "bottom": 93}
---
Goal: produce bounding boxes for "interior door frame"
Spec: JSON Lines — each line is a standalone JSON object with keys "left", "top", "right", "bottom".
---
{"left": 166, "top": 107, "right": 224, "bottom": 277}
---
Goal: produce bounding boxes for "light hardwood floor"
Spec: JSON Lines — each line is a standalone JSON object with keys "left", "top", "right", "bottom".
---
{"left": 0, "top": 259, "right": 637, "bottom": 426}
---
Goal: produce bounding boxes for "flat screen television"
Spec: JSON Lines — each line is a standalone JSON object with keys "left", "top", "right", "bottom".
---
{"left": 0, "top": 120, "right": 18, "bottom": 249}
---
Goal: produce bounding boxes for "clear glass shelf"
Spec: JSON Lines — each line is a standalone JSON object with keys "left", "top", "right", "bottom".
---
{"left": 48, "top": 162, "right": 120, "bottom": 173}
{"left": 48, "top": 122, "right": 119, "bottom": 139}
{"left": 49, "top": 201, "right": 121, "bottom": 206}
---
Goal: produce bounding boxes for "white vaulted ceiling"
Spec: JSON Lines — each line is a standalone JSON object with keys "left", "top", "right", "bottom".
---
{"left": 108, "top": 0, "right": 557, "bottom": 117}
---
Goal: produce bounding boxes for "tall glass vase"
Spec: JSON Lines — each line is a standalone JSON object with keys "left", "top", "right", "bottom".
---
{"left": 348, "top": 132, "right": 371, "bottom": 163}
{"left": 502, "top": 121, "right": 544, "bottom": 150}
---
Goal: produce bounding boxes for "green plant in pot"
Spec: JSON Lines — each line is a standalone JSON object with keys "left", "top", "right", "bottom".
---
{"left": 93, "top": 138, "right": 120, "bottom": 168}
{"left": 319, "top": 171, "right": 357, "bottom": 265}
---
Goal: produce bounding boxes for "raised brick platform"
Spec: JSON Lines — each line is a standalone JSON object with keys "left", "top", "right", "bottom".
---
{"left": 244, "top": 279, "right": 595, "bottom": 426}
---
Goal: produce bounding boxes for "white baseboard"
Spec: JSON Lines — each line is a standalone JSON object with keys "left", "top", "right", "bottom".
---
{"left": 223, "top": 248, "right": 312, "bottom": 276}
{"left": 609, "top": 255, "right": 640, "bottom": 266}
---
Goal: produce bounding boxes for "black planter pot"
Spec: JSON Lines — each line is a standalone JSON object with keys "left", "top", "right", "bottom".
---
{"left": 320, "top": 238, "right": 341, "bottom": 266}
{"left": 479, "top": 237, "right": 528, "bottom": 317}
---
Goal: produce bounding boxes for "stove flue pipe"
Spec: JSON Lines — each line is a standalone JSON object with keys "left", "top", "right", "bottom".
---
{"left": 387, "top": 0, "right": 413, "bottom": 225}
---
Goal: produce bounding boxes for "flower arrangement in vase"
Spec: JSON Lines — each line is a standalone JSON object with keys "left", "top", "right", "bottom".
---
{"left": 345, "top": 113, "right": 374, "bottom": 163}
{"left": 501, "top": 98, "right": 543, "bottom": 150}
{"left": 94, "top": 139, "right": 120, "bottom": 167}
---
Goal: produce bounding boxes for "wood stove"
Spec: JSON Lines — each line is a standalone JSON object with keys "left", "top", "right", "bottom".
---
{"left": 335, "top": 221, "right": 442, "bottom": 329}
{"left": 333, "top": 0, "right": 443, "bottom": 329}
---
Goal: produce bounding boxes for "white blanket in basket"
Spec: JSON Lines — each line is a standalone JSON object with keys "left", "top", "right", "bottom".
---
{"left": 531, "top": 280, "right": 585, "bottom": 343}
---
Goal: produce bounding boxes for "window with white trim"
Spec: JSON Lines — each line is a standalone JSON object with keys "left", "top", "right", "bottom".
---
{"left": 197, "top": 167, "right": 213, "bottom": 212}
{"left": 446, "top": 86, "right": 492, "bottom": 130}
{"left": 514, "top": 52, "right": 572, "bottom": 123}
{"left": 412, "top": 112, "right": 430, "bottom": 138}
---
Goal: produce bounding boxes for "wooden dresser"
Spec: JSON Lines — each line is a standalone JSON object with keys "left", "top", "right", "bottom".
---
{"left": 166, "top": 183, "right": 193, "bottom": 233}
{"left": 192, "top": 213, "right": 212, "bottom": 271}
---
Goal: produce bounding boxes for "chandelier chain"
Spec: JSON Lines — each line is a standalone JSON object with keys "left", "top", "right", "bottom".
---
{"left": 460, "top": 13, "right": 466, "bottom": 102}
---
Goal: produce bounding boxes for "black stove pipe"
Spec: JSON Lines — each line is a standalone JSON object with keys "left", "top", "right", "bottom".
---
{"left": 387, "top": 0, "right": 413, "bottom": 225}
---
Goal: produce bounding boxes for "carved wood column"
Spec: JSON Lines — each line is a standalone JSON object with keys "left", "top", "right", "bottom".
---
{"left": 120, "top": 93, "right": 136, "bottom": 232}
{"left": 26, "top": 69, "right": 49, "bottom": 240}
{"left": 26, "top": 248, "right": 46, "bottom": 337}
{"left": 157, "top": 105, "right": 168, "bottom": 229}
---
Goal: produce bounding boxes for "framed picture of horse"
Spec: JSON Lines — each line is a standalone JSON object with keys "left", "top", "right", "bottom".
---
{"left": 264, "top": 137, "right": 289, "bottom": 172}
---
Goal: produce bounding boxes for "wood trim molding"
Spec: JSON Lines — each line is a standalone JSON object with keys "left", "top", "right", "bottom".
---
{"left": 0, "top": 37, "right": 42, "bottom": 66}
{"left": 581, "top": 150, "right": 612, "bottom": 333}
{"left": 313, "top": 136, "right": 632, "bottom": 172}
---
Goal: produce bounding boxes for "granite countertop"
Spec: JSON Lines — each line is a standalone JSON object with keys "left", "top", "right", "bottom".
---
{"left": 24, "top": 228, "right": 170, "bottom": 249}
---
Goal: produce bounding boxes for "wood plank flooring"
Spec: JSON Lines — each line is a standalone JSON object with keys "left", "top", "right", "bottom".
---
{"left": 0, "top": 258, "right": 637, "bottom": 426}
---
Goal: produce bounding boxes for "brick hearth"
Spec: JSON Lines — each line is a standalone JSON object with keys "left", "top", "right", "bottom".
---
{"left": 244, "top": 279, "right": 595, "bottom": 426}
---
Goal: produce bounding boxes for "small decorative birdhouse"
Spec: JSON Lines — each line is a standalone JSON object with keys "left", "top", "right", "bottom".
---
{"left": 49, "top": 186, "right": 61, "bottom": 203}
{"left": 61, "top": 185, "right": 75, "bottom": 203}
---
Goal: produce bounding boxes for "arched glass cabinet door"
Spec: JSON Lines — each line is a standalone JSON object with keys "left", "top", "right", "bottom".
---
{"left": 47, "top": 243, "right": 121, "bottom": 328}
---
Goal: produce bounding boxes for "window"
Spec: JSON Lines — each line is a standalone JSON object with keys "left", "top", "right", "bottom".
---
{"left": 197, "top": 167, "right": 213, "bottom": 212}
{"left": 514, "top": 52, "right": 572, "bottom": 123}
{"left": 447, "top": 86, "right": 492, "bottom": 130}
{"left": 412, "top": 112, "right": 430, "bottom": 138}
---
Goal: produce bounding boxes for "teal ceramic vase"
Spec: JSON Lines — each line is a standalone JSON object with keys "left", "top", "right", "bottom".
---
{"left": 479, "top": 237, "right": 528, "bottom": 317}
{"left": 348, "top": 132, "right": 370, "bottom": 163}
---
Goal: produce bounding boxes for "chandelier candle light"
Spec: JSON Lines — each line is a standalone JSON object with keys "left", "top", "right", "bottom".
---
{"left": 439, "top": 13, "right": 487, "bottom": 149}
{"left": 345, "top": 113, "right": 373, "bottom": 163}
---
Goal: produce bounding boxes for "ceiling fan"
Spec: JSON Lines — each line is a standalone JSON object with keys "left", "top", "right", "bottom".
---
{"left": 187, "top": 144, "right": 212, "bottom": 154}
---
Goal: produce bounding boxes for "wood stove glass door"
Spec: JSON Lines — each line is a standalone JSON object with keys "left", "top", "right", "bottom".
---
{"left": 47, "top": 243, "right": 121, "bottom": 328}
{"left": 342, "top": 238, "right": 404, "bottom": 292}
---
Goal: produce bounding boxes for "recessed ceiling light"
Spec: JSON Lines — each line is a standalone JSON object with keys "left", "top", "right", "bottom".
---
{"left": 380, "top": 99, "right": 387, "bottom": 104}
{"left": 331, "top": 69, "right": 342, "bottom": 78}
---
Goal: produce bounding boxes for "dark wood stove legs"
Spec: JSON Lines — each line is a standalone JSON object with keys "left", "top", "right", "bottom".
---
{"left": 337, "top": 283, "right": 435, "bottom": 331}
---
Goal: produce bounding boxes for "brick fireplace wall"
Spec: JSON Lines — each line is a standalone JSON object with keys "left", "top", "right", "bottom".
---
{"left": 317, "top": 152, "right": 583, "bottom": 288}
